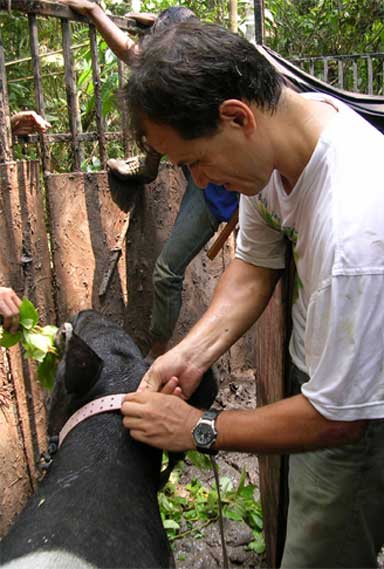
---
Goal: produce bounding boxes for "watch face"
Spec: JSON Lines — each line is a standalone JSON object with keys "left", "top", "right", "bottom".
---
{"left": 194, "top": 422, "right": 215, "bottom": 447}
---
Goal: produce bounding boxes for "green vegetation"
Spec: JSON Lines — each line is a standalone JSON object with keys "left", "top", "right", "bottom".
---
{"left": 0, "top": 299, "right": 59, "bottom": 390}
{"left": 265, "top": 0, "right": 384, "bottom": 58}
{"left": 3, "top": 0, "right": 383, "bottom": 168}
{"left": 159, "top": 450, "right": 265, "bottom": 554}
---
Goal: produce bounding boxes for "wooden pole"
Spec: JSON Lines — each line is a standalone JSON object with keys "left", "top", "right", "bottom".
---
{"left": 207, "top": 210, "right": 238, "bottom": 261}
{"left": 0, "top": 28, "right": 12, "bottom": 163}
{"left": 229, "top": 0, "right": 238, "bottom": 33}
{"left": 254, "top": 0, "right": 265, "bottom": 44}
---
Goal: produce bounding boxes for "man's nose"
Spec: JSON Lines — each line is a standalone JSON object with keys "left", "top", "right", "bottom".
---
{"left": 189, "top": 164, "right": 209, "bottom": 189}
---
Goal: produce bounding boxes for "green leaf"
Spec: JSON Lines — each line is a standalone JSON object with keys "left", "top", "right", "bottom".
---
{"left": 19, "top": 298, "right": 39, "bottom": 330}
{"left": 163, "top": 519, "right": 180, "bottom": 530}
{"left": 0, "top": 328, "right": 22, "bottom": 348}
{"left": 224, "top": 508, "right": 244, "bottom": 522}
{"left": 220, "top": 476, "right": 233, "bottom": 493}
{"left": 22, "top": 330, "right": 52, "bottom": 361}
{"left": 40, "top": 325, "right": 59, "bottom": 338}
{"left": 248, "top": 511, "right": 263, "bottom": 530}
{"left": 37, "top": 352, "right": 58, "bottom": 391}
{"left": 186, "top": 450, "right": 211, "bottom": 470}
{"left": 247, "top": 532, "right": 266, "bottom": 554}
{"left": 236, "top": 467, "right": 247, "bottom": 495}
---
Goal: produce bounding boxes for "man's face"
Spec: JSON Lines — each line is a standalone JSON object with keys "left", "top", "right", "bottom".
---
{"left": 142, "top": 111, "right": 273, "bottom": 196}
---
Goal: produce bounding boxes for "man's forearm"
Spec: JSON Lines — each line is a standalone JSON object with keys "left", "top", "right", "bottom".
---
{"left": 215, "top": 394, "right": 367, "bottom": 454}
{"left": 87, "top": 4, "right": 136, "bottom": 64}
{"left": 177, "top": 259, "right": 281, "bottom": 371}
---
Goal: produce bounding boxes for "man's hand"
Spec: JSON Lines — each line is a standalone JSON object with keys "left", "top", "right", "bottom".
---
{"left": 121, "top": 391, "right": 202, "bottom": 452}
{"left": 58, "top": 0, "right": 96, "bottom": 16}
{"left": 0, "top": 288, "right": 21, "bottom": 334}
{"left": 138, "top": 345, "right": 205, "bottom": 398}
{"left": 125, "top": 12, "right": 157, "bottom": 26}
{"left": 11, "top": 111, "right": 51, "bottom": 136}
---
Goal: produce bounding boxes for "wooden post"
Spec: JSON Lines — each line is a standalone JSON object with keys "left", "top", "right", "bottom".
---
{"left": 118, "top": 59, "right": 131, "bottom": 157}
{"left": 254, "top": 0, "right": 265, "bottom": 44}
{"left": 89, "top": 24, "right": 107, "bottom": 168}
{"left": 61, "top": 18, "right": 84, "bottom": 171}
{"left": 229, "top": 0, "right": 238, "bottom": 33}
{"left": 28, "top": 14, "right": 50, "bottom": 174}
{"left": 0, "top": 28, "right": 12, "bottom": 163}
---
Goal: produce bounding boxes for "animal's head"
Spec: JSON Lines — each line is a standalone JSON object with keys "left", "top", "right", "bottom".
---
{"left": 48, "top": 310, "right": 146, "bottom": 436}
{"left": 48, "top": 310, "right": 218, "bottom": 438}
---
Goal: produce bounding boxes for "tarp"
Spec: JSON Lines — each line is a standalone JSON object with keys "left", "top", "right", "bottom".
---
{"left": 258, "top": 45, "right": 384, "bottom": 134}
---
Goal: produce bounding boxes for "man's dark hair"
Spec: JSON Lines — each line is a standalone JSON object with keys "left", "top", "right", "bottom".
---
{"left": 127, "top": 21, "right": 284, "bottom": 143}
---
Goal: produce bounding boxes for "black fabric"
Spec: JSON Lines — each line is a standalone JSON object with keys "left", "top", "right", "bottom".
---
{"left": 258, "top": 45, "right": 384, "bottom": 134}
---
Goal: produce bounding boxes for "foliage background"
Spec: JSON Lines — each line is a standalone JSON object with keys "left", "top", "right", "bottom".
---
{"left": 1, "top": 0, "right": 384, "bottom": 169}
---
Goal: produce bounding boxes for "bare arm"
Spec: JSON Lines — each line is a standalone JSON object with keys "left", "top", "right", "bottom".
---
{"left": 121, "top": 391, "right": 367, "bottom": 454}
{"left": 216, "top": 394, "right": 366, "bottom": 453}
{"left": 123, "top": 259, "right": 366, "bottom": 453}
{"left": 59, "top": 0, "right": 138, "bottom": 64}
{"left": 180, "top": 258, "right": 281, "bottom": 370}
{"left": 139, "top": 259, "right": 282, "bottom": 396}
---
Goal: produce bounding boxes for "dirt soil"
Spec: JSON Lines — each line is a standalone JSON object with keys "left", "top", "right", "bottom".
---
{"left": 172, "top": 368, "right": 267, "bottom": 569}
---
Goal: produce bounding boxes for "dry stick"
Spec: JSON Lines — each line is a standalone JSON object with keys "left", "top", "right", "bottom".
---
{"left": 207, "top": 209, "right": 239, "bottom": 261}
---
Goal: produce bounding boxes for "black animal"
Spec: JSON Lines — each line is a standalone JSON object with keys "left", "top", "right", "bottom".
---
{"left": 0, "top": 310, "right": 217, "bottom": 569}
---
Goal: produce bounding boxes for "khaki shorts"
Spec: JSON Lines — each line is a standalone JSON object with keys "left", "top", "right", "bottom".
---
{"left": 281, "top": 366, "right": 384, "bottom": 568}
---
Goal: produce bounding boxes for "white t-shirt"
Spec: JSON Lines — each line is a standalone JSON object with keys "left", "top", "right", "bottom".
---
{"left": 236, "top": 93, "right": 384, "bottom": 421}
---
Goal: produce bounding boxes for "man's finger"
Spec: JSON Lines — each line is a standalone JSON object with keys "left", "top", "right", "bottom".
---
{"left": 137, "top": 368, "right": 160, "bottom": 392}
{"left": 160, "top": 377, "right": 178, "bottom": 395}
{"left": 173, "top": 386, "right": 187, "bottom": 399}
{"left": 122, "top": 416, "right": 143, "bottom": 430}
{"left": 121, "top": 396, "right": 146, "bottom": 417}
{"left": 126, "top": 427, "right": 148, "bottom": 444}
{"left": 125, "top": 12, "right": 157, "bottom": 25}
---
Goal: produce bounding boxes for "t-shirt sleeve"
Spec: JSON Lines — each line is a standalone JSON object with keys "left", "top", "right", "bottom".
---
{"left": 302, "top": 273, "right": 384, "bottom": 420}
{"left": 235, "top": 194, "right": 286, "bottom": 269}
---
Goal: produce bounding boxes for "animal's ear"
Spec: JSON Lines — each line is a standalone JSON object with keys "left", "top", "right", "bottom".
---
{"left": 64, "top": 332, "right": 103, "bottom": 395}
{"left": 188, "top": 368, "right": 218, "bottom": 410}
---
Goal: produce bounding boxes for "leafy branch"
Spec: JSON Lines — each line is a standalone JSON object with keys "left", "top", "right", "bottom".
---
{"left": 0, "top": 299, "right": 59, "bottom": 391}
{"left": 159, "top": 450, "right": 265, "bottom": 554}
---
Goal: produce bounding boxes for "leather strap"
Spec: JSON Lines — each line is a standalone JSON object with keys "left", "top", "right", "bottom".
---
{"left": 59, "top": 393, "right": 126, "bottom": 448}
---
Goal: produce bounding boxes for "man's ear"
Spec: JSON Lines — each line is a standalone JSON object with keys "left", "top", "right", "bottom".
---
{"left": 64, "top": 333, "right": 103, "bottom": 396}
{"left": 219, "top": 99, "right": 256, "bottom": 134}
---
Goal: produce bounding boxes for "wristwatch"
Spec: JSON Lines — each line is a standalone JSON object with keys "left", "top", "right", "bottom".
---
{"left": 192, "top": 408, "right": 221, "bottom": 455}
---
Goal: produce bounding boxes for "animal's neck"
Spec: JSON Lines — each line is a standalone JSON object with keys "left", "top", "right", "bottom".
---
{"left": 50, "top": 412, "right": 161, "bottom": 492}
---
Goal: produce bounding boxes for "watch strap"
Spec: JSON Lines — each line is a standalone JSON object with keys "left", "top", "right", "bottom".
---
{"left": 203, "top": 409, "right": 221, "bottom": 421}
